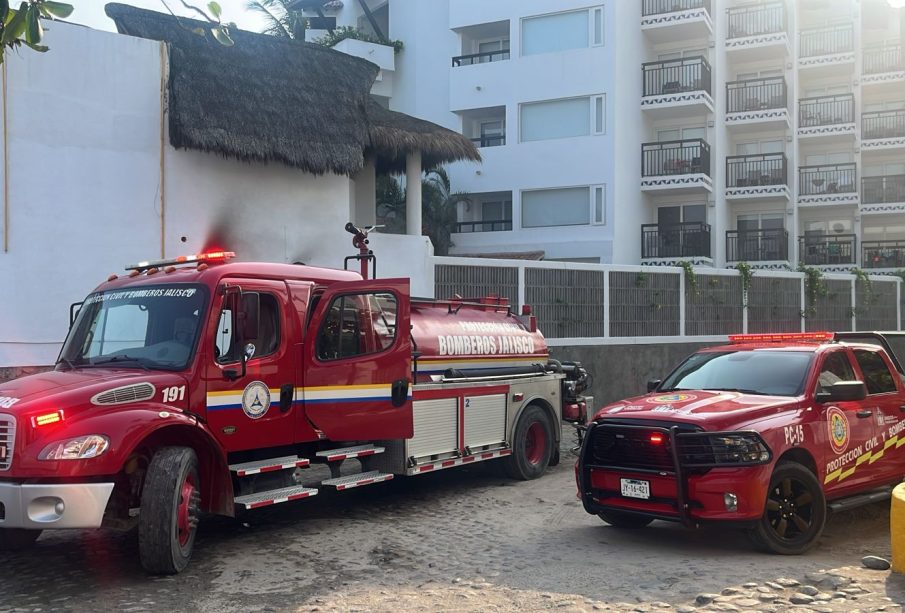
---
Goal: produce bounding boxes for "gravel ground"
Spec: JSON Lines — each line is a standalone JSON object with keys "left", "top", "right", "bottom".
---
{"left": 0, "top": 441, "right": 902, "bottom": 612}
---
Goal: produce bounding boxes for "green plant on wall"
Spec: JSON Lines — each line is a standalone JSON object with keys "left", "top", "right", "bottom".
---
{"left": 635, "top": 272, "right": 649, "bottom": 287}
{"left": 735, "top": 262, "right": 754, "bottom": 307}
{"left": 852, "top": 267, "right": 874, "bottom": 308}
{"left": 797, "top": 263, "right": 826, "bottom": 318}
{"left": 678, "top": 261, "right": 698, "bottom": 295}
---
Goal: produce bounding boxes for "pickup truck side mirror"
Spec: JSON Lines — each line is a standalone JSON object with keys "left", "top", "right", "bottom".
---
{"left": 647, "top": 379, "right": 661, "bottom": 393}
{"left": 815, "top": 380, "right": 868, "bottom": 403}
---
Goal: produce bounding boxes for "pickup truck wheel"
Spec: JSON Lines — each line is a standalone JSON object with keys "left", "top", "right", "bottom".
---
{"left": 0, "top": 528, "right": 42, "bottom": 551}
{"left": 138, "top": 447, "right": 201, "bottom": 574}
{"left": 598, "top": 511, "right": 654, "bottom": 529}
{"left": 750, "top": 461, "right": 825, "bottom": 555}
{"left": 503, "top": 405, "right": 553, "bottom": 480}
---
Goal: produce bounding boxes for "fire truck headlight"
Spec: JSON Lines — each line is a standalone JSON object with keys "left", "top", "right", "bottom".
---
{"left": 38, "top": 435, "right": 110, "bottom": 461}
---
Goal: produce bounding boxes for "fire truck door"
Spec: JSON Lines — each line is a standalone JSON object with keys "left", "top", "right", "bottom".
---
{"left": 817, "top": 348, "right": 878, "bottom": 494}
{"left": 302, "top": 278, "right": 413, "bottom": 441}
{"left": 851, "top": 347, "right": 905, "bottom": 483}
{"left": 204, "top": 280, "right": 299, "bottom": 452}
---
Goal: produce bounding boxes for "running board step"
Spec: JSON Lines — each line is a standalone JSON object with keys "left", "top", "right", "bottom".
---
{"left": 235, "top": 485, "right": 318, "bottom": 510}
{"left": 321, "top": 470, "right": 393, "bottom": 491}
{"left": 316, "top": 444, "right": 384, "bottom": 462}
{"left": 230, "top": 456, "right": 310, "bottom": 477}
{"left": 828, "top": 487, "right": 892, "bottom": 513}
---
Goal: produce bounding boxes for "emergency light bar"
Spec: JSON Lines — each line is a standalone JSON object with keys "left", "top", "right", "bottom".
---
{"left": 728, "top": 332, "right": 834, "bottom": 344}
{"left": 125, "top": 251, "right": 236, "bottom": 272}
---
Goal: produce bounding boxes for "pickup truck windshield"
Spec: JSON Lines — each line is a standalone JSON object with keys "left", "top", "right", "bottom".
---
{"left": 660, "top": 350, "right": 814, "bottom": 397}
{"left": 60, "top": 284, "right": 209, "bottom": 371}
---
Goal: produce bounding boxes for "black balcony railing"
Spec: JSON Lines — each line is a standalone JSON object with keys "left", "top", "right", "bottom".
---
{"left": 862, "top": 175, "right": 905, "bottom": 204}
{"left": 799, "top": 234, "right": 856, "bottom": 266}
{"left": 642, "top": 56, "right": 712, "bottom": 97}
{"left": 799, "top": 24, "right": 853, "bottom": 58}
{"left": 799, "top": 163, "right": 857, "bottom": 196}
{"left": 863, "top": 44, "right": 904, "bottom": 75}
{"left": 863, "top": 241, "right": 905, "bottom": 269}
{"left": 641, "top": 139, "right": 711, "bottom": 177}
{"left": 862, "top": 109, "right": 905, "bottom": 140}
{"left": 469, "top": 134, "right": 505, "bottom": 148}
{"left": 799, "top": 94, "right": 854, "bottom": 127}
{"left": 726, "top": 77, "right": 787, "bottom": 113}
{"left": 454, "top": 219, "right": 512, "bottom": 233}
{"left": 452, "top": 49, "right": 511, "bottom": 67}
{"left": 642, "top": 0, "right": 710, "bottom": 16}
{"left": 727, "top": 2, "right": 785, "bottom": 39}
{"left": 726, "top": 228, "right": 789, "bottom": 262}
{"left": 726, "top": 153, "right": 787, "bottom": 188}
{"left": 641, "top": 222, "right": 711, "bottom": 259}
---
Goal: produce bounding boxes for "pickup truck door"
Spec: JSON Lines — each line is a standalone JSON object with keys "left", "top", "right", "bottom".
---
{"left": 817, "top": 348, "right": 879, "bottom": 495}
{"left": 203, "top": 280, "right": 299, "bottom": 452}
{"left": 851, "top": 347, "right": 905, "bottom": 483}
{"left": 301, "top": 278, "right": 413, "bottom": 441}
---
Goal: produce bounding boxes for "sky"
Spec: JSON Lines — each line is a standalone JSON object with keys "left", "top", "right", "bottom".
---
{"left": 74, "top": 0, "right": 269, "bottom": 33}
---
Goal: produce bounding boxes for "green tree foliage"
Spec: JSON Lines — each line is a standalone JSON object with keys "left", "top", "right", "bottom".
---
{"left": 0, "top": 1, "right": 73, "bottom": 62}
{"left": 245, "top": 0, "right": 306, "bottom": 40}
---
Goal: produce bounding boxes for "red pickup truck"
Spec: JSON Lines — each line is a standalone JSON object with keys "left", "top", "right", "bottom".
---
{"left": 576, "top": 331, "right": 905, "bottom": 554}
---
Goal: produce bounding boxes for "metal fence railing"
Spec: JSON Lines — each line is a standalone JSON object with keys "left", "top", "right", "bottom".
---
{"left": 454, "top": 219, "right": 512, "bottom": 233}
{"left": 726, "top": 229, "right": 789, "bottom": 262}
{"left": 642, "top": 0, "right": 710, "bottom": 16}
{"left": 863, "top": 44, "right": 903, "bottom": 75}
{"left": 727, "top": 2, "right": 785, "bottom": 39}
{"left": 642, "top": 56, "right": 712, "bottom": 97}
{"left": 862, "top": 175, "right": 905, "bottom": 204}
{"left": 641, "top": 222, "right": 711, "bottom": 259}
{"left": 799, "top": 94, "right": 855, "bottom": 127}
{"left": 799, "top": 163, "right": 858, "bottom": 196}
{"left": 726, "top": 77, "right": 786, "bottom": 113}
{"left": 799, "top": 23, "right": 853, "bottom": 57}
{"left": 864, "top": 241, "right": 905, "bottom": 270}
{"left": 452, "top": 49, "right": 510, "bottom": 67}
{"left": 862, "top": 109, "right": 905, "bottom": 140}
{"left": 641, "top": 138, "right": 711, "bottom": 177}
{"left": 726, "top": 153, "right": 787, "bottom": 187}
{"left": 430, "top": 258, "right": 902, "bottom": 339}
{"left": 799, "top": 234, "right": 857, "bottom": 266}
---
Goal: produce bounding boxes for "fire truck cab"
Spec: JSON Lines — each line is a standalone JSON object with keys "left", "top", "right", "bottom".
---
{"left": 0, "top": 226, "right": 587, "bottom": 573}
{"left": 577, "top": 331, "right": 905, "bottom": 555}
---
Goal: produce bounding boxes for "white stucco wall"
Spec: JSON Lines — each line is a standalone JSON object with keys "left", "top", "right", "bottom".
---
{"left": 0, "top": 21, "right": 423, "bottom": 367}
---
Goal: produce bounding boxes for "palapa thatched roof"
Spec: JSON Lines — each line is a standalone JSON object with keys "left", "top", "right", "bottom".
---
{"left": 104, "top": 4, "right": 480, "bottom": 176}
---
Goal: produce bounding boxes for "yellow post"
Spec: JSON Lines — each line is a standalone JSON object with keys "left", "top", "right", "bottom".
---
{"left": 892, "top": 483, "right": 905, "bottom": 573}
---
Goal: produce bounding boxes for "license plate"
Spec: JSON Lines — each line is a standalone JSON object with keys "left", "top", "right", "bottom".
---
{"left": 620, "top": 478, "right": 650, "bottom": 499}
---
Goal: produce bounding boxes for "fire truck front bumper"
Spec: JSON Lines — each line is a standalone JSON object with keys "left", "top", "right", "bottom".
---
{"left": 0, "top": 482, "right": 115, "bottom": 530}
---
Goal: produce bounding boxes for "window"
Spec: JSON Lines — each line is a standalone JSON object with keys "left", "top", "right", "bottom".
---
{"left": 735, "top": 140, "right": 784, "bottom": 155}
{"left": 863, "top": 162, "right": 905, "bottom": 177}
{"left": 482, "top": 200, "right": 512, "bottom": 223}
{"left": 86, "top": 303, "right": 149, "bottom": 358}
{"left": 817, "top": 351, "right": 856, "bottom": 392}
{"left": 521, "top": 7, "right": 603, "bottom": 56}
{"left": 804, "top": 219, "right": 852, "bottom": 237}
{"left": 658, "top": 204, "right": 706, "bottom": 225}
{"left": 658, "top": 48, "right": 707, "bottom": 61}
{"left": 479, "top": 119, "right": 505, "bottom": 147}
{"left": 593, "top": 185, "right": 605, "bottom": 225}
{"left": 737, "top": 213, "right": 784, "bottom": 232}
{"left": 316, "top": 293, "right": 398, "bottom": 361}
{"left": 804, "top": 151, "right": 854, "bottom": 165}
{"left": 216, "top": 293, "right": 280, "bottom": 363}
{"left": 737, "top": 68, "right": 783, "bottom": 80}
{"left": 660, "top": 350, "right": 814, "bottom": 397}
{"left": 854, "top": 350, "right": 897, "bottom": 394}
{"left": 520, "top": 95, "right": 604, "bottom": 142}
{"left": 521, "top": 186, "right": 598, "bottom": 228}
{"left": 657, "top": 126, "right": 705, "bottom": 142}
{"left": 863, "top": 223, "right": 905, "bottom": 242}
{"left": 804, "top": 85, "right": 850, "bottom": 97}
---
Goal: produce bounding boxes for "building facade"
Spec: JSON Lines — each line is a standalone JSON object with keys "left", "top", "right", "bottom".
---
{"left": 315, "top": 0, "right": 905, "bottom": 269}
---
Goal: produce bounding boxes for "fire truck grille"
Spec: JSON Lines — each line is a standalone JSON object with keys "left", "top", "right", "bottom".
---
{"left": 588, "top": 426, "right": 674, "bottom": 472}
{"left": 91, "top": 383, "right": 156, "bottom": 406}
{"left": 0, "top": 414, "right": 15, "bottom": 471}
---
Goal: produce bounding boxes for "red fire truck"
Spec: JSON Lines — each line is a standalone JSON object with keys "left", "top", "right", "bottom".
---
{"left": 577, "top": 331, "right": 905, "bottom": 554}
{"left": 0, "top": 224, "right": 587, "bottom": 573}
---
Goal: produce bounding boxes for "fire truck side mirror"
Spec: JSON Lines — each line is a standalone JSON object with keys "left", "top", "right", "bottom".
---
{"left": 69, "top": 301, "right": 83, "bottom": 328}
{"left": 647, "top": 379, "right": 661, "bottom": 393}
{"left": 238, "top": 292, "right": 261, "bottom": 342}
{"left": 815, "top": 380, "right": 867, "bottom": 403}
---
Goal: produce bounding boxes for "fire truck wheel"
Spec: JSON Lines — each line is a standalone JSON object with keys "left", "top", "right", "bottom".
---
{"left": 504, "top": 405, "right": 554, "bottom": 480}
{"left": 139, "top": 447, "right": 201, "bottom": 574}
{"left": 749, "top": 461, "right": 826, "bottom": 555}
{"left": 598, "top": 511, "right": 654, "bottom": 529}
{"left": 0, "top": 528, "right": 42, "bottom": 551}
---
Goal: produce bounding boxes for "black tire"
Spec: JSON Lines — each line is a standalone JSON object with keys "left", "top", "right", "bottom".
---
{"left": 598, "top": 510, "right": 654, "bottom": 529}
{"left": 749, "top": 461, "right": 826, "bottom": 555}
{"left": 0, "top": 528, "right": 41, "bottom": 551}
{"left": 503, "top": 405, "right": 554, "bottom": 480}
{"left": 139, "top": 447, "right": 201, "bottom": 574}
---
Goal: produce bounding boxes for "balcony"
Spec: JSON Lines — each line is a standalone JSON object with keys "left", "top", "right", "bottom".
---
{"left": 862, "top": 109, "right": 905, "bottom": 151}
{"left": 862, "top": 44, "right": 905, "bottom": 87}
{"left": 641, "top": 0, "right": 712, "bottom": 43}
{"left": 454, "top": 219, "right": 512, "bottom": 233}
{"left": 797, "top": 94, "right": 855, "bottom": 139}
{"left": 452, "top": 49, "right": 510, "bottom": 67}
{"left": 726, "top": 228, "right": 789, "bottom": 263}
{"left": 640, "top": 222, "right": 713, "bottom": 265}
{"left": 725, "top": 153, "right": 789, "bottom": 200}
{"left": 457, "top": 106, "right": 506, "bottom": 149}
{"left": 725, "top": 3, "right": 789, "bottom": 60}
{"left": 641, "top": 56, "right": 713, "bottom": 117}
{"left": 863, "top": 241, "right": 905, "bottom": 270}
{"left": 798, "top": 24, "right": 854, "bottom": 70}
{"left": 861, "top": 175, "right": 905, "bottom": 215}
{"left": 640, "top": 138, "right": 712, "bottom": 194}
{"left": 725, "top": 77, "right": 789, "bottom": 129}
{"left": 799, "top": 234, "right": 857, "bottom": 267}
{"left": 798, "top": 163, "right": 859, "bottom": 206}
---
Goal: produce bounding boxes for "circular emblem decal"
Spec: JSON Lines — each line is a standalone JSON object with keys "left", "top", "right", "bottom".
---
{"left": 827, "top": 406, "right": 849, "bottom": 454}
{"left": 242, "top": 381, "right": 271, "bottom": 420}
{"left": 648, "top": 393, "right": 697, "bottom": 403}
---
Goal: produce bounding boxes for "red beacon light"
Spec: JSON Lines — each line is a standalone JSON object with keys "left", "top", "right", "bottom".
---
{"left": 125, "top": 251, "right": 236, "bottom": 272}
{"left": 728, "top": 331, "right": 834, "bottom": 344}
{"left": 649, "top": 432, "right": 665, "bottom": 445}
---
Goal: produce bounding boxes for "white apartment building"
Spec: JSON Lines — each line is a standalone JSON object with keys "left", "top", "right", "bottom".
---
{"left": 311, "top": 0, "right": 905, "bottom": 270}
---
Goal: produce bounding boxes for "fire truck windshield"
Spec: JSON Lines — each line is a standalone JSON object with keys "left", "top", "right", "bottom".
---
{"left": 659, "top": 350, "right": 815, "bottom": 397}
{"left": 59, "top": 284, "right": 209, "bottom": 371}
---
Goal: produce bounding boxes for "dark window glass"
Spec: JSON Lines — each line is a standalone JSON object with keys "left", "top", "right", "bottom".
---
{"left": 660, "top": 350, "right": 814, "bottom": 396}
{"left": 816, "top": 351, "right": 856, "bottom": 392}
{"left": 215, "top": 293, "right": 280, "bottom": 363}
{"left": 316, "top": 293, "right": 398, "bottom": 361}
{"left": 854, "top": 349, "right": 897, "bottom": 394}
